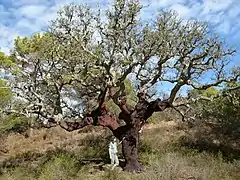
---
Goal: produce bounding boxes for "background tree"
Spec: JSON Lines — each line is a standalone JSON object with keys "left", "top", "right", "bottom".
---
{"left": 7, "top": 0, "right": 239, "bottom": 172}
{"left": 0, "top": 51, "right": 15, "bottom": 116}
{"left": 187, "top": 79, "right": 240, "bottom": 130}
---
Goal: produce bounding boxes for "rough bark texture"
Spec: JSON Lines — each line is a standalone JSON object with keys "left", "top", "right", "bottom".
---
{"left": 116, "top": 92, "right": 171, "bottom": 172}
{"left": 122, "top": 126, "right": 143, "bottom": 172}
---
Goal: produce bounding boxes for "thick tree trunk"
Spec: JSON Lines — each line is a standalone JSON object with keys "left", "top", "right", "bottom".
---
{"left": 118, "top": 97, "right": 170, "bottom": 172}
{"left": 122, "top": 125, "right": 143, "bottom": 172}
{"left": 58, "top": 90, "right": 171, "bottom": 173}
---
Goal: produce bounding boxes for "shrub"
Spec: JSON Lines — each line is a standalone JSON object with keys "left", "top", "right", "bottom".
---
{"left": 38, "top": 153, "right": 80, "bottom": 180}
{"left": 0, "top": 115, "right": 29, "bottom": 135}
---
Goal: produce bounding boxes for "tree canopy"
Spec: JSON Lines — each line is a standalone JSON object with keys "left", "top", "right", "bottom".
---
{"left": 8, "top": 1, "right": 239, "bottom": 121}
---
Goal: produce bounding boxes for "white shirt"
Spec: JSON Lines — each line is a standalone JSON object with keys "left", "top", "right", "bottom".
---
{"left": 109, "top": 141, "right": 118, "bottom": 153}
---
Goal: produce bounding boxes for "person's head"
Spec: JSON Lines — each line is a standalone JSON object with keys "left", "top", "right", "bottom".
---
{"left": 110, "top": 136, "right": 117, "bottom": 142}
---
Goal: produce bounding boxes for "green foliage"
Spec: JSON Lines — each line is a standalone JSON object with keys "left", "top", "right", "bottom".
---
{"left": 187, "top": 81, "right": 240, "bottom": 139}
{"left": 202, "top": 87, "right": 219, "bottom": 97}
{"left": 79, "top": 133, "right": 112, "bottom": 161}
{"left": 38, "top": 154, "right": 79, "bottom": 180}
{"left": 0, "top": 51, "right": 14, "bottom": 109}
{"left": 0, "top": 150, "right": 82, "bottom": 180}
{"left": 124, "top": 78, "right": 137, "bottom": 106}
{"left": 0, "top": 51, "right": 18, "bottom": 77}
{"left": 0, "top": 52, "right": 15, "bottom": 68}
{"left": 107, "top": 78, "right": 137, "bottom": 116}
{"left": 0, "top": 167, "right": 37, "bottom": 180}
{"left": 188, "top": 87, "right": 219, "bottom": 98}
{"left": 205, "top": 90, "right": 240, "bottom": 127}
{"left": 0, "top": 115, "right": 28, "bottom": 135}
{"left": 0, "top": 79, "right": 12, "bottom": 109}
{"left": 14, "top": 33, "right": 53, "bottom": 57}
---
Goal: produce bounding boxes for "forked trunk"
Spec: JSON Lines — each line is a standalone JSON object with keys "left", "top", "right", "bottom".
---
{"left": 58, "top": 93, "right": 171, "bottom": 173}
{"left": 122, "top": 125, "right": 143, "bottom": 172}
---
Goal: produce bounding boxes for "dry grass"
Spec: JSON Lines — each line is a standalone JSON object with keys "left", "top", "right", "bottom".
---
{"left": 0, "top": 118, "right": 239, "bottom": 180}
{"left": 1, "top": 125, "right": 105, "bottom": 158}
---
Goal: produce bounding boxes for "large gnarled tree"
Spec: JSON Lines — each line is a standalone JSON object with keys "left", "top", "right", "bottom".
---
{"left": 7, "top": 0, "right": 239, "bottom": 172}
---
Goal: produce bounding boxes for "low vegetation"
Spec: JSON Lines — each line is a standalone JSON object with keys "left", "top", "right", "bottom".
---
{"left": 0, "top": 115, "right": 29, "bottom": 135}
{"left": 0, "top": 115, "right": 239, "bottom": 180}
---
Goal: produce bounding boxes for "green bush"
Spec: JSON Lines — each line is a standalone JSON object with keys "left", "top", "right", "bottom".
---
{"left": 0, "top": 167, "right": 37, "bottom": 180}
{"left": 79, "top": 134, "right": 111, "bottom": 162}
{"left": 0, "top": 115, "right": 29, "bottom": 135}
{"left": 187, "top": 87, "right": 240, "bottom": 137}
{"left": 38, "top": 154, "right": 80, "bottom": 180}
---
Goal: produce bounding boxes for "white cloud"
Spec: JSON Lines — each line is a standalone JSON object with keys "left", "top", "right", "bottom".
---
{"left": 170, "top": 3, "right": 191, "bottom": 17}
{"left": 15, "top": 18, "right": 39, "bottom": 33}
{"left": 0, "top": 26, "right": 20, "bottom": 54}
{"left": 11, "top": 0, "right": 51, "bottom": 6}
{"left": 140, "top": 0, "right": 240, "bottom": 36}
{"left": 169, "top": 0, "right": 240, "bottom": 36}
{"left": 18, "top": 5, "right": 48, "bottom": 19}
{"left": 201, "top": 0, "right": 232, "bottom": 14}
{"left": 0, "top": 0, "right": 240, "bottom": 55}
{"left": 227, "top": 4, "right": 240, "bottom": 18}
{"left": 216, "top": 21, "right": 231, "bottom": 34}
{"left": 147, "top": 0, "right": 186, "bottom": 7}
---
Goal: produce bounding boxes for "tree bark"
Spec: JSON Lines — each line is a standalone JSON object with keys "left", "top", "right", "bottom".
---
{"left": 118, "top": 96, "right": 171, "bottom": 172}
{"left": 122, "top": 125, "right": 143, "bottom": 172}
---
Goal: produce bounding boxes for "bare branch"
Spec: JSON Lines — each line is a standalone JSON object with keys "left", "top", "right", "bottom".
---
{"left": 109, "top": 83, "right": 131, "bottom": 115}
{"left": 58, "top": 116, "right": 93, "bottom": 132}
{"left": 190, "top": 74, "right": 240, "bottom": 90}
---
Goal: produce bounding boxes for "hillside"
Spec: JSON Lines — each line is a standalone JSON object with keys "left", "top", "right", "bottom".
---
{"left": 0, "top": 118, "right": 239, "bottom": 180}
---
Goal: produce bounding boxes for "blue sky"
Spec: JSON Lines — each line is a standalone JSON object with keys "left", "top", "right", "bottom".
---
{"left": 0, "top": 0, "right": 239, "bottom": 96}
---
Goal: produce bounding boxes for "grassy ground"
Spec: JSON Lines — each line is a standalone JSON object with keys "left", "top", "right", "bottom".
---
{"left": 0, "top": 118, "right": 239, "bottom": 180}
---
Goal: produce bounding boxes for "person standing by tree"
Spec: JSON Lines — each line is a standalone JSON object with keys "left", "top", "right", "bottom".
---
{"left": 109, "top": 137, "right": 119, "bottom": 169}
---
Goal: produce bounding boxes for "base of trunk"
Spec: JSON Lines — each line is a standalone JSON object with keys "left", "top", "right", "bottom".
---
{"left": 123, "top": 161, "right": 144, "bottom": 172}
{"left": 121, "top": 126, "right": 144, "bottom": 173}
